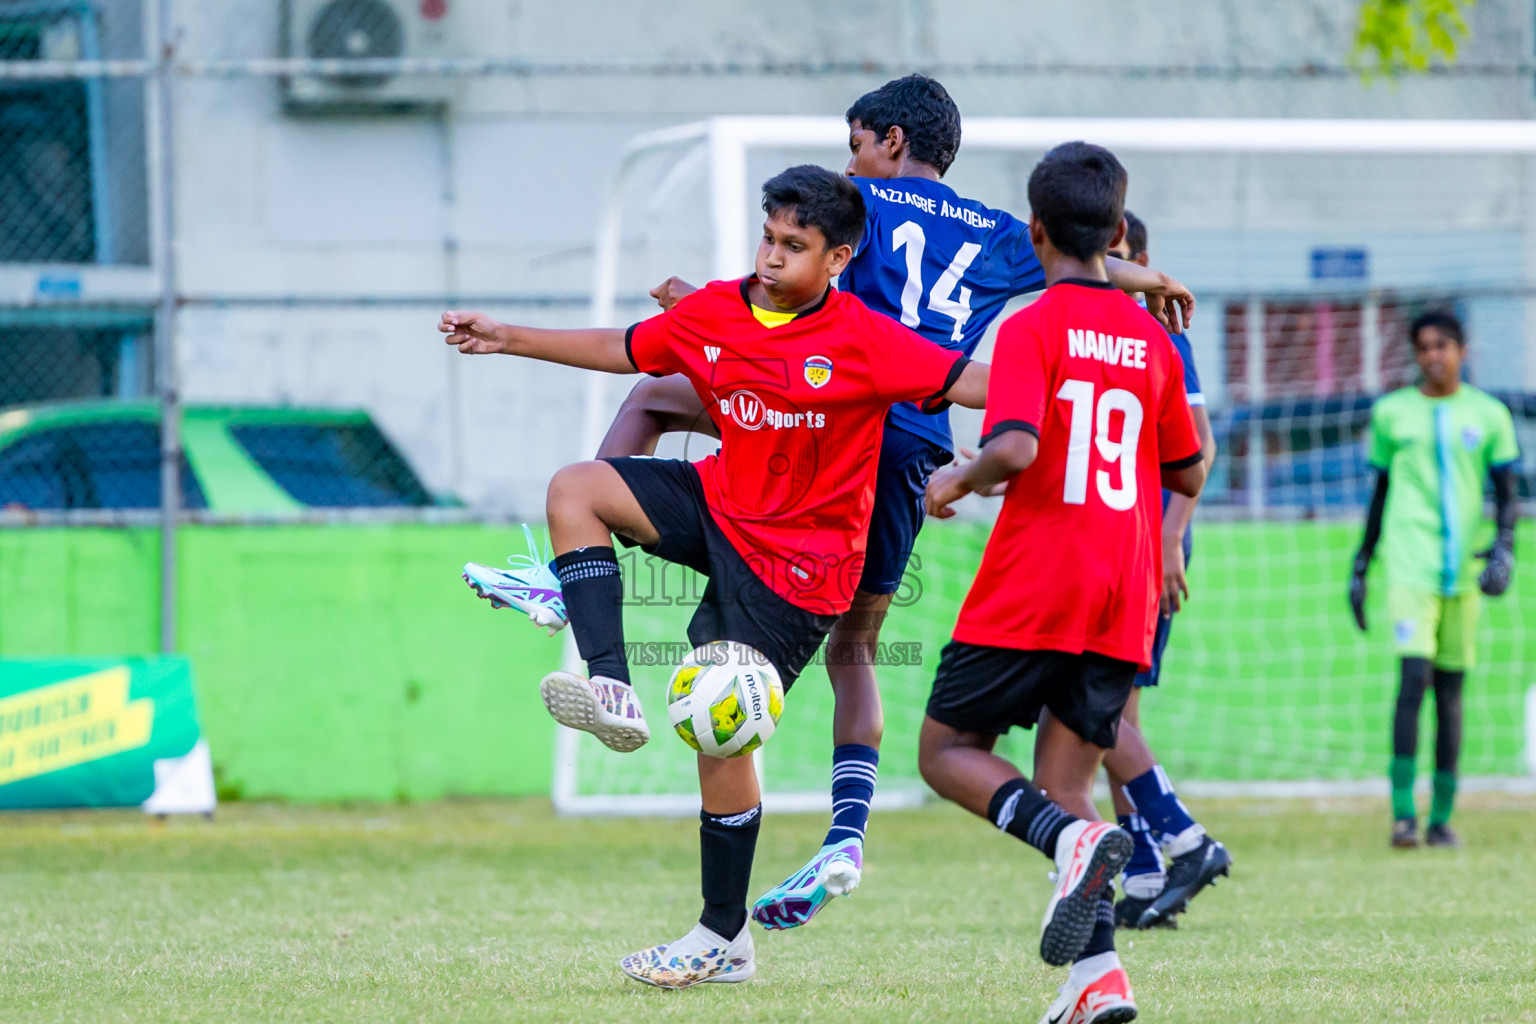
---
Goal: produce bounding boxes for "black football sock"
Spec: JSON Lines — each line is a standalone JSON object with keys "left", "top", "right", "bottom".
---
{"left": 554, "top": 547, "right": 629, "bottom": 684}
{"left": 1431, "top": 668, "right": 1464, "bottom": 772}
{"left": 699, "top": 805, "right": 761, "bottom": 940}
{"left": 1391, "top": 657, "right": 1432, "bottom": 821}
{"left": 1392, "top": 658, "right": 1432, "bottom": 756}
{"left": 988, "top": 778, "right": 1076, "bottom": 859}
{"left": 1074, "top": 889, "right": 1118, "bottom": 961}
{"left": 1431, "top": 668, "right": 1464, "bottom": 826}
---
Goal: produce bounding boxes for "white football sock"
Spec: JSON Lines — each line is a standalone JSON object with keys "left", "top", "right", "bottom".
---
{"left": 1161, "top": 823, "right": 1207, "bottom": 859}
{"left": 1121, "top": 871, "right": 1166, "bottom": 899}
{"left": 1067, "top": 950, "right": 1121, "bottom": 987}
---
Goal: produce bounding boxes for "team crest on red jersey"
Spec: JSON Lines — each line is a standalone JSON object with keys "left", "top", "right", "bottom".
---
{"left": 803, "top": 355, "right": 833, "bottom": 389}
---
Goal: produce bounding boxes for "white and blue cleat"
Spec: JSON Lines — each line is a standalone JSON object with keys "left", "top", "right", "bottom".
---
{"left": 751, "top": 838, "right": 863, "bottom": 930}
{"left": 462, "top": 524, "right": 568, "bottom": 636}
{"left": 620, "top": 921, "right": 754, "bottom": 989}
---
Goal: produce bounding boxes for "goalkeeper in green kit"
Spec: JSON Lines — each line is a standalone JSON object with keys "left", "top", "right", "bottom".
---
{"left": 1349, "top": 310, "right": 1521, "bottom": 849}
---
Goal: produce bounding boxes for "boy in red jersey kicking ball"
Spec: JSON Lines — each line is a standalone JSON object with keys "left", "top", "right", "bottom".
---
{"left": 440, "top": 165, "right": 989, "bottom": 988}
{"left": 920, "top": 142, "right": 1206, "bottom": 1024}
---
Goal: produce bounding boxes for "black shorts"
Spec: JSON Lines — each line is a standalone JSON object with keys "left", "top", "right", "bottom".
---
{"left": 604, "top": 456, "right": 838, "bottom": 689}
{"left": 925, "top": 641, "right": 1137, "bottom": 749}
{"left": 858, "top": 422, "right": 953, "bottom": 596}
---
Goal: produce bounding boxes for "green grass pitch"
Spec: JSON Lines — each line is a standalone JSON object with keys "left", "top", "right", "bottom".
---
{"left": 582, "top": 520, "right": 1536, "bottom": 804}
{"left": 3, "top": 795, "right": 1533, "bottom": 1022}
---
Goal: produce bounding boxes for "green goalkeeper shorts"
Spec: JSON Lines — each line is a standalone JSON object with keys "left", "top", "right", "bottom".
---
{"left": 1387, "top": 586, "right": 1481, "bottom": 669}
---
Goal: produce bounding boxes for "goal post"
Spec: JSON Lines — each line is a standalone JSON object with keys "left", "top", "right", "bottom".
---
{"left": 556, "top": 117, "right": 1536, "bottom": 815}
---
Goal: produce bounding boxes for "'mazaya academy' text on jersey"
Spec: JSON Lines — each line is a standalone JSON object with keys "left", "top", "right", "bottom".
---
{"left": 952, "top": 280, "right": 1202, "bottom": 668}
{"left": 840, "top": 176, "right": 1045, "bottom": 452}
{"left": 626, "top": 277, "right": 967, "bottom": 616}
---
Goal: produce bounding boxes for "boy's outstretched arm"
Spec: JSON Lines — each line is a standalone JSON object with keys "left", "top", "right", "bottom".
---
{"left": 596, "top": 374, "right": 717, "bottom": 458}
{"left": 1105, "top": 256, "right": 1195, "bottom": 335}
{"left": 924, "top": 429, "right": 1037, "bottom": 519}
{"left": 930, "top": 360, "right": 990, "bottom": 411}
{"left": 1158, "top": 404, "right": 1217, "bottom": 614}
{"left": 439, "top": 311, "right": 636, "bottom": 374}
{"left": 1477, "top": 463, "right": 1520, "bottom": 597}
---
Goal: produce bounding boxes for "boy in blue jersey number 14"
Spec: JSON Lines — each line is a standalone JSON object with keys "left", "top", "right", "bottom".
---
{"left": 461, "top": 76, "right": 1195, "bottom": 929}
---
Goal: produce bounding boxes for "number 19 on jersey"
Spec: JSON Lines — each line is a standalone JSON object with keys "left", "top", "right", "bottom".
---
{"left": 1056, "top": 379, "right": 1143, "bottom": 511}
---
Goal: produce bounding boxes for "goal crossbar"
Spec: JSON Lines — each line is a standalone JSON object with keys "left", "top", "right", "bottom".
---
{"left": 558, "top": 116, "right": 1536, "bottom": 816}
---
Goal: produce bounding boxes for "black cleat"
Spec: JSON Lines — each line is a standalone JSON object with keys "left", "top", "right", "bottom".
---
{"left": 1391, "top": 818, "right": 1419, "bottom": 849}
{"left": 1115, "top": 893, "right": 1176, "bottom": 930}
{"left": 1424, "top": 823, "right": 1461, "bottom": 848}
{"left": 1138, "top": 835, "right": 1231, "bottom": 929}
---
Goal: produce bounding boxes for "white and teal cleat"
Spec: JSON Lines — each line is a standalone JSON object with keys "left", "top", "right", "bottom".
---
{"left": 462, "top": 524, "right": 568, "bottom": 636}
{"left": 751, "top": 838, "right": 863, "bottom": 930}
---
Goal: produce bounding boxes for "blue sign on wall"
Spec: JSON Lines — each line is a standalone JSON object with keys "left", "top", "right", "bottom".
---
{"left": 35, "top": 274, "right": 82, "bottom": 299}
{"left": 1310, "top": 247, "right": 1369, "bottom": 280}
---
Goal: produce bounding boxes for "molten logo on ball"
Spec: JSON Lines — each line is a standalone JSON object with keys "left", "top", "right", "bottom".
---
{"left": 666, "top": 641, "right": 784, "bottom": 758}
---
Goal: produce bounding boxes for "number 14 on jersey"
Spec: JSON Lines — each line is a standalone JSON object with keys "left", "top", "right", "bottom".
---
{"left": 892, "top": 221, "right": 981, "bottom": 342}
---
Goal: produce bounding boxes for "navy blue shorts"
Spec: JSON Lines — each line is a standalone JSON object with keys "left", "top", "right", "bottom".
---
{"left": 1134, "top": 526, "right": 1194, "bottom": 688}
{"left": 858, "top": 422, "right": 953, "bottom": 596}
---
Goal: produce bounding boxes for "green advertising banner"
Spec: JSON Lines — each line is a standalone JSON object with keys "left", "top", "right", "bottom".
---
{"left": 0, "top": 657, "right": 214, "bottom": 813}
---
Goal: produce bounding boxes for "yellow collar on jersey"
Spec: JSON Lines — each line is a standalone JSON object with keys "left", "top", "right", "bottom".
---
{"left": 750, "top": 306, "right": 797, "bottom": 329}
{"left": 739, "top": 276, "right": 830, "bottom": 329}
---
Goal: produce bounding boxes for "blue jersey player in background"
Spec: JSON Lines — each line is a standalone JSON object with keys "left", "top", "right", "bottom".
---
{"left": 466, "top": 75, "right": 1197, "bottom": 931}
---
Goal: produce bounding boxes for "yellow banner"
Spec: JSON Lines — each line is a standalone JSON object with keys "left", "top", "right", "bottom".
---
{"left": 0, "top": 668, "right": 155, "bottom": 786}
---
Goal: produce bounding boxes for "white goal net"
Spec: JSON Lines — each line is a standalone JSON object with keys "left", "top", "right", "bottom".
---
{"left": 556, "top": 116, "right": 1536, "bottom": 815}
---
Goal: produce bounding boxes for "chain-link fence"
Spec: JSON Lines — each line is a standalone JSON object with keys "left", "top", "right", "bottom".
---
{"left": 4, "top": 0, "right": 1536, "bottom": 656}
{"left": 1212, "top": 290, "right": 1536, "bottom": 513}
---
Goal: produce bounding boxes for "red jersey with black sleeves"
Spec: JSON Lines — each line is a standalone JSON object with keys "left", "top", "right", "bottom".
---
{"left": 626, "top": 277, "right": 967, "bottom": 615}
{"left": 952, "top": 279, "right": 1202, "bottom": 667}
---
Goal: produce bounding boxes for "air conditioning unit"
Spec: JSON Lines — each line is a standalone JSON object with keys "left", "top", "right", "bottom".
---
{"left": 281, "top": 0, "right": 456, "bottom": 112}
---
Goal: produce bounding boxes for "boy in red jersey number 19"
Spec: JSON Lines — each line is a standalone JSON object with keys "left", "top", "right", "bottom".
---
{"left": 919, "top": 142, "right": 1206, "bottom": 1024}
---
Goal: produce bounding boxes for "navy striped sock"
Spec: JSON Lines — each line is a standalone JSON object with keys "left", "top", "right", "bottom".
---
{"left": 1075, "top": 890, "right": 1118, "bottom": 961}
{"left": 822, "top": 744, "right": 878, "bottom": 847}
{"left": 1118, "top": 812, "right": 1164, "bottom": 886}
{"left": 1123, "top": 765, "right": 1196, "bottom": 839}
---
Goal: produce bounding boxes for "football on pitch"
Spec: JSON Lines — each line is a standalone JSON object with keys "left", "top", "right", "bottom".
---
{"left": 665, "top": 641, "right": 784, "bottom": 758}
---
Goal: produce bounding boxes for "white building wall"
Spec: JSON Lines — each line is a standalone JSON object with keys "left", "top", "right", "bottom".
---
{"left": 162, "top": 0, "right": 1536, "bottom": 511}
